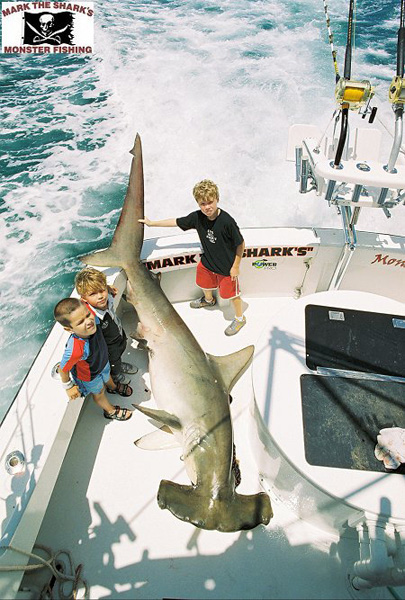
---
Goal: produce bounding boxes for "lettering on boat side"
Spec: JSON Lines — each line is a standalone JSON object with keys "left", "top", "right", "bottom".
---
{"left": 144, "top": 247, "right": 315, "bottom": 271}
{"left": 244, "top": 246, "right": 314, "bottom": 258}
{"left": 371, "top": 254, "right": 405, "bottom": 268}
{"left": 144, "top": 253, "right": 202, "bottom": 271}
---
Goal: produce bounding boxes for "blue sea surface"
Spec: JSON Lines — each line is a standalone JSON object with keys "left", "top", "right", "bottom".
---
{"left": 0, "top": 0, "right": 403, "bottom": 420}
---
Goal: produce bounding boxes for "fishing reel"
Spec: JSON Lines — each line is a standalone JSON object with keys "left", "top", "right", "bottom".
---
{"left": 389, "top": 75, "right": 405, "bottom": 104}
{"left": 335, "top": 77, "right": 376, "bottom": 121}
{"left": 335, "top": 78, "right": 373, "bottom": 109}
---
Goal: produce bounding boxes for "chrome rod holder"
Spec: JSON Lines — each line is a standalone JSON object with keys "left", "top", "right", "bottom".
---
{"left": 295, "top": 146, "right": 302, "bottom": 182}
{"left": 386, "top": 104, "right": 404, "bottom": 173}
{"left": 325, "top": 179, "right": 337, "bottom": 201}
{"left": 299, "top": 157, "right": 309, "bottom": 193}
{"left": 351, "top": 184, "right": 362, "bottom": 203}
{"left": 351, "top": 206, "right": 361, "bottom": 226}
{"left": 377, "top": 188, "right": 389, "bottom": 205}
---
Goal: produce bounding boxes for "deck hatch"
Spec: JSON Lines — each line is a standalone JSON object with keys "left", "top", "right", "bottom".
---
{"left": 300, "top": 374, "right": 405, "bottom": 472}
{"left": 305, "top": 304, "right": 405, "bottom": 378}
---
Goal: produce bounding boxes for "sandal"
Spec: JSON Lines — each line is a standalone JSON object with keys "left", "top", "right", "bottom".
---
{"left": 107, "top": 382, "right": 133, "bottom": 397}
{"left": 104, "top": 405, "right": 133, "bottom": 421}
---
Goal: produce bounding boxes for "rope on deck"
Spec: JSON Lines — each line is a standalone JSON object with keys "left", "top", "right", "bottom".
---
{"left": 0, "top": 543, "right": 89, "bottom": 599}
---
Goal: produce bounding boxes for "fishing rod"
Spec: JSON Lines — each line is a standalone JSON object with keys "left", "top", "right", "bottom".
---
{"left": 397, "top": 0, "right": 405, "bottom": 77}
{"left": 332, "top": 0, "right": 375, "bottom": 169}
{"left": 296, "top": 0, "right": 404, "bottom": 238}
{"left": 322, "top": 0, "right": 340, "bottom": 82}
{"left": 333, "top": 0, "right": 354, "bottom": 168}
{"left": 343, "top": 0, "right": 354, "bottom": 79}
{"left": 386, "top": 0, "right": 405, "bottom": 173}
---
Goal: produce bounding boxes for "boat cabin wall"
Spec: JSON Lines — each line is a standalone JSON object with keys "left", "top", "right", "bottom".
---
{"left": 140, "top": 228, "right": 405, "bottom": 305}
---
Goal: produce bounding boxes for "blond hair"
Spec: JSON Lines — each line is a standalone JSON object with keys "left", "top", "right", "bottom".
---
{"left": 75, "top": 267, "right": 107, "bottom": 296}
{"left": 192, "top": 179, "right": 219, "bottom": 203}
{"left": 54, "top": 297, "right": 83, "bottom": 327}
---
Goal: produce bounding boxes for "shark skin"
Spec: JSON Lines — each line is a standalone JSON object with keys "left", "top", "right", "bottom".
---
{"left": 80, "top": 134, "right": 273, "bottom": 532}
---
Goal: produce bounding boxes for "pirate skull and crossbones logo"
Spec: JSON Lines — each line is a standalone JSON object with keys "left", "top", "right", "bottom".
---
{"left": 39, "top": 14, "right": 54, "bottom": 36}
{"left": 28, "top": 13, "right": 69, "bottom": 44}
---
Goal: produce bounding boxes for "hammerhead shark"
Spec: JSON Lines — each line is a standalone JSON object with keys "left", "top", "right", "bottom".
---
{"left": 80, "top": 134, "right": 273, "bottom": 532}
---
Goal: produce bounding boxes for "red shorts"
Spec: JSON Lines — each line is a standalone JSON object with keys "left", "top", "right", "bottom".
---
{"left": 196, "top": 261, "right": 240, "bottom": 300}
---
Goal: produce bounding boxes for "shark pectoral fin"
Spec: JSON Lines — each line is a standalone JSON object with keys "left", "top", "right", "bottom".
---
{"left": 135, "top": 426, "right": 179, "bottom": 450}
{"left": 207, "top": 344, "right": 254, "bottom": 392}
{"left": 80, "top": 247, "right": 123, "bottom": 268}
{"left": 157, "top": 480, "right": 273, "bottom": 532}
{"left": 132, "top": 404, "right": 181, "bottom": 430}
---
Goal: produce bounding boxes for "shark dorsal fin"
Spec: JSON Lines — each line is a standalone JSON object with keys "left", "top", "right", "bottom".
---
{"left": 207, "top": 344, "right": 254, "bottom": 392}
{"left": 132, "top": 404, "right": 181, "bottom": 430}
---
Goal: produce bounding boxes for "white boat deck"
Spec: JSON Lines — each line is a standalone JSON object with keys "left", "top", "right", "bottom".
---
{"left": 253, "top": 291, "right": 405, "bottom": 533}
{"left": 20, "top": 295, "right": 405, "bottom": 600}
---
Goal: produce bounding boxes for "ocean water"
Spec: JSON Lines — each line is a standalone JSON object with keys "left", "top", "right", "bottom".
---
{"left": 0, "top": 0, "right": 404, "bottom": 421}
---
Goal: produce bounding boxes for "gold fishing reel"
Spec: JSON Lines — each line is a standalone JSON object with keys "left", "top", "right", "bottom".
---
{"left": 335, "top": 78, "right": 374, "bottom": 110}
{"left": 389, "top": 76, "right": 405, "bottom": 104}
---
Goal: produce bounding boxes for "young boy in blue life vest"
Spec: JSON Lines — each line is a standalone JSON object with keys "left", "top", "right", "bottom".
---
{"left": 139, "top": 179, "right": 246, "bottom": 336}
{"left": 75, "top": 267, "right": 138, "bottom": 384}
{"left": 54, "top": 297, "right": 133, "bottom": 421}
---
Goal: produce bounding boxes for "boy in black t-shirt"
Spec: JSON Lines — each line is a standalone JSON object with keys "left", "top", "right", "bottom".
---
{"left": 75, "top": 268, "right": 138, "bottom": 384}
{"left": 139, "top": 179, "right": 246, "bottom": 336}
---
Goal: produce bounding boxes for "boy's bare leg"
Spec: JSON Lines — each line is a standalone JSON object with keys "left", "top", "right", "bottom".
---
{"left": 106, "top": 375, "right": 117, "bottom": 391}
{"left": 92, "top": 377, "right": 117, "bottom": 413}
{"left": 93, "top": 377, "right": 132, "bottom": 420}
{"left": 202, "top": 289, "right": 214, "bottom": 302}
{"left": 92, "top": 388, "right": 116, "bottom": 414}
{"left": 231, "top": 296, "right": 243, "bottom": 318}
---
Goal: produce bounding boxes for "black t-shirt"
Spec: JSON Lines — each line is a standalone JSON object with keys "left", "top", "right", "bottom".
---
{"left": 85, "top": 300, "right": 127, "bottom": 363}
{"left": 176, "top": 209, "right": 244, "bottom": 276}
{"left": 99, "top": 312, "right": 127, "bottom": 362}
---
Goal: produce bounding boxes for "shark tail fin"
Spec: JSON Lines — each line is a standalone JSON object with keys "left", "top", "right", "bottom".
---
{"left": 80, "top": 133, "right": 144, "bottom": 270}
{"left": 157, "top": 480, "right": 273, "bottom": 532}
